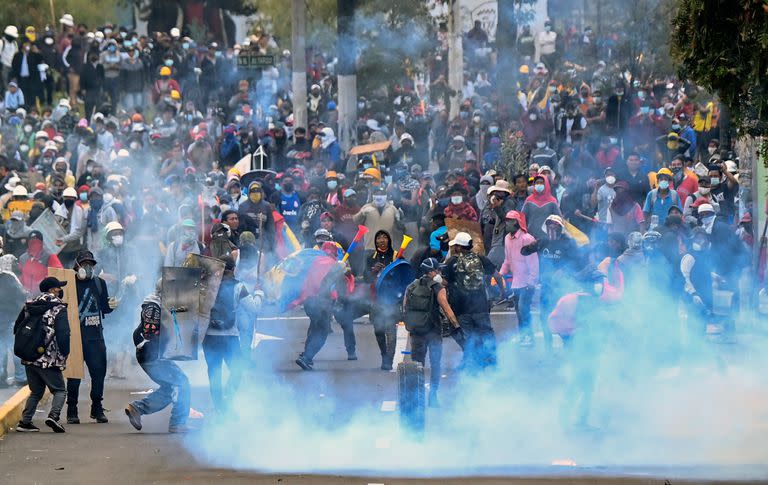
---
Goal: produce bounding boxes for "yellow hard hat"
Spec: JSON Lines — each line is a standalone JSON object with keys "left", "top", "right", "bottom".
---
{"left": 519, "top": 65, "right": 529, "bottom": 74}
{"left": 170, "top": 89, "right": 181, "bottom": 100}
{"left": 363, "top": 168, "right": 381, "bottom": 181}
{"left": 657, "top": 167, "right": 674, "bottom": 178}
{"left": 160, "top": 66, "right": 172, "bottom": 77}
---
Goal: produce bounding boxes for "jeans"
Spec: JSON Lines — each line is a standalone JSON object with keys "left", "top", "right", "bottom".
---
{"left": 122, "top": 92, "right": 144, "bottom": 111}
{"left": 302, "top": 298, "right": 332, "bottom": 361}
{"left": 512, "top": 286, "right": 535, "bottom": 335}
{"left": 22, "top": 365, "right": 66, "bottom": 423}
{"left": 458, "top": 312, "right": 497, "bottom": 370}
{"left": 371, "top": 305, "right": 398, "bottom": 367}
{"left": 67, "top": 339, "right": 107, "bottom": 414}
{"left": 410, "top": 330, "right": 443, "bottom": 391}
{"left": 131, "top": 359, "right": 190, "bottom": 426}
{"left": 333, "top": 298, "right": 365, "bottom": 355}
{"left": 202, "top": 335, "right": 242, "bottom": 412}
{"left": 1, "top": 335, "right": 27, "bottom": 384}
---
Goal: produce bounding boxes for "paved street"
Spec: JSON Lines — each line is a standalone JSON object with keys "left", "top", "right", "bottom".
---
{"left": 2, "top": 311, "right": 768, "bottom": 484}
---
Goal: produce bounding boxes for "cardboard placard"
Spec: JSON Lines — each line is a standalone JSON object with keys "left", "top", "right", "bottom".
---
{"left": 48, "top": 268, "right": 84, "bottom": 379}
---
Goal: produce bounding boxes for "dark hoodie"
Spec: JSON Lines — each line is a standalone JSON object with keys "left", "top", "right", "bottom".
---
{"left": 364, "top": 230, "right": 394, "bottom": 283}
{"left": 133, "top": 292, "right": 164, "bottom": 364}
{"left": 15, "top": 293, "right": 70, "bottom": 369}
{"left": 522, "top": 175, "right": 562, "bottom": 241}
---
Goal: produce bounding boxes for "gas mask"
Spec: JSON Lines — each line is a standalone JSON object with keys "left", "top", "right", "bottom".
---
{"left": 111, "top": 235, "right": 124, "bottom": 247}
{"left": 77, "top": 265, "right": 94, "bottom": 280}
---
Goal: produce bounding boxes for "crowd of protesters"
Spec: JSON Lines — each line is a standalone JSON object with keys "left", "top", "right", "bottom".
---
{"left": 0, "top": 10, "right": 758, "bottom": 431}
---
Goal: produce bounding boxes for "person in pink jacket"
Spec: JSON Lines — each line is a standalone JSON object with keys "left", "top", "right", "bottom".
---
{"left": 500, "top": 210, "right": 539, "bottom": 346}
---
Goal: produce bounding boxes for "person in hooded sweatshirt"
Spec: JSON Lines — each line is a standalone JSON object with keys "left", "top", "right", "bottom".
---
{"left": 237, "top": 180, "right": 275, "bottom": 254}
{"left": 500, "top": 211, "right": 539, "bottom": 346}
{"left": 124, "top": 283, "right": 193, "bottom": 434}
{"left": 522, "top": 174, "right": 562, "bottom": 241}
{"left": 364, "top": 230, "right": 398, "bottom": 370}
{"left": 18, "top": 230, "right": 63, "bottom": 293}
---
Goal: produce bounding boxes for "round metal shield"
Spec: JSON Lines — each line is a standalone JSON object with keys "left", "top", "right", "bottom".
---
{"left": 375, "top": 259, "right": 415, "bottom": 305}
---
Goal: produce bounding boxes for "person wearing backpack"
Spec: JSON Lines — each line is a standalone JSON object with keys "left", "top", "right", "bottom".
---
{"left": 124, "top": 283, "right": 194, "bottom": 434}
{"left": 403, "top": 258, "right": 461, "bottom": 407}
{"left": 442, "top": 232, "right": 505, "bottom": 370}
{"left": 15, "top": 276, "right": 71, "bottom": 433}
{"left": 66, "top": 251, "right": 114, "bottom": 425}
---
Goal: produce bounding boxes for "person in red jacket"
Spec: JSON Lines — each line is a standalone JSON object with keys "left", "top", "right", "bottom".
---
{"left": 18, "top": 231, "right": 63, "bottom": 293}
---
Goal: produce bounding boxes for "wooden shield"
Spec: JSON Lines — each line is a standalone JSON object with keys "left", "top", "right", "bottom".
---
{"left": 445, "top": 217, "right": 486, "bottom": 255}
{"left": 48, "top": 268, "right": 84, "bottom": 380}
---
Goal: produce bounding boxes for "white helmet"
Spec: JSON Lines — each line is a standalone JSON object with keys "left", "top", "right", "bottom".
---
{"left": 62, "top": 187, "right": 78, "bottom": 198}
{"left": 12, "top": 185, "right": 28, "bottom": 197}
{"left": 4, "top": 26, "right": 18, "bottom": 39}
{"left": 104, "top": 221, "right": 124, "bottom": 235}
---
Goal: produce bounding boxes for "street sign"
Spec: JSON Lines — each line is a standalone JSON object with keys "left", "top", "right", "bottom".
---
{"left": 237, "top": 54, "right": 276, "bottom": 69}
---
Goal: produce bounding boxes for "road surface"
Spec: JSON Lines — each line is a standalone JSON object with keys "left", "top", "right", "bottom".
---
{"left": 2, "top": 310, "right": 767, "bottom": 484}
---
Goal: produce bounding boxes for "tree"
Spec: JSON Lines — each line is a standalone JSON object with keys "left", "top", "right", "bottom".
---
{"left": 672, "top": 0, "right": 768, "bottom": 136}
{"left": 0, "top": 0, "right": 118, "bottom": 30}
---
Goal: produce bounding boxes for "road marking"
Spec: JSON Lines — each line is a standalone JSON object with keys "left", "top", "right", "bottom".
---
{"left": 129, "top": 389, "right": 154, "bottom": 395}
{"left": 251, "top": 332, "right": 284, "bottom": 349}
{"left": 380, "top": 401, "right": 396, "bottom": 412}
{"left": 391, "top": 323, "right": 408, "bottom": 373}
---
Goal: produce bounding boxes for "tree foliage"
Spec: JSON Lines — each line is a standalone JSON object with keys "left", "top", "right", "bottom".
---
{"left": 672, "top": 0, "right": 768, "bottom": 135}
{"left": 0, "top": 0, "right": 118, "bottom": 30}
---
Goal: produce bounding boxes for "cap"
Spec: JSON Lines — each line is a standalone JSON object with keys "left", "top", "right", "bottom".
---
{"left": 29, "top": 230, "right": 44, "bottom": 241}
{"left": 487, "top": 183, "right": 511, "bottom": 195}
{"left": 39, "top": 276, "right": 67, "bottom": 293}
{"left": 10, "top": 210, "right": 24, "bottom": 221}
{"left": 363, "top": 168, "right": 381, "bottom": 181}
{"left": 35, "top": 130, "right": 49, "bottom": 140}
{"left": 75, "top": 250, "right": 97, "bottom": 265}
{"left": 160, "top": 66, "right": 172, "bottom": 76}
{"left": 420, "top": 257, "right": 441, "bottom": 272}
{"left": 453, "top": 135, "right": 465, "bottom": 143}
{"left": 325, "top": 171, "right": 338, "bottom": 179}
{"left": 698, "top": 203, "right": 715, "bottom": 215}
{"left": 343, "top": 188, "right": 356, "bottom": 197}
{"left": 724, "top": 160, "right": 738, "bottom": 173}
{"left": 59, "top": 14, "right": 74, "bottom": 26}
{"left": 58, "top": 98, "right": 71, "bottom": 109}
{"left": 4, "top": 26, "right": 18, "bottom": 38}
{"left": 181, "top": 219, "right": 197, "bottom": 229}
{"left": 62, "top": 187, "right": 77, "bottom": 198}
{"left": 449, "top": 232, "right": 472, "bottom": 247}
{"left": 539, "top": 165, "right": 552, "bottom": 174}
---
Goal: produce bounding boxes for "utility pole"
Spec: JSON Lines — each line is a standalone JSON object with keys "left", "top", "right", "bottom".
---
{"left": 291, "top": 0, "right": 308, "bottom": 131}
{"left": 336, "top": 0, "right": 357, "bottom": 152}
{"left": 447, "top": 0, "right": 463, "bottom": 119}
{"left": 496, "top": 0, "right": 518, "bottom": 106}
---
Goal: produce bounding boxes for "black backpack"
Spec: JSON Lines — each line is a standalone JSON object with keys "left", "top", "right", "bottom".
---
{"left": 403, "top": 278, "right": 435, "bottom": 335}
{"left": 13, "top": 305, "right": 47, "bottom": 362}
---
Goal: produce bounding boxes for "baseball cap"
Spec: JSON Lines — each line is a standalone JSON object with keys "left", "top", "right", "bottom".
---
{"left": 76, "top": 250, "right": 97, "bottom": 265}
{"left": 420, "top": 257, "right": 441, "bottom": 272}
{"left": 449, "top": 232, "right": 472, "bottom": 247}
{"left": 10, "top": 210, "right": 24, "bottom": 221}
{"left": 39, "top": 276, "right": 67, "bottom": 293}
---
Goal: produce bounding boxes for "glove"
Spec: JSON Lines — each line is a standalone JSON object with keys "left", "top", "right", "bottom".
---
{"left": 692, "top": 295, "right": 703, "bottom": 306}
{"left": 108, "top": 297, "right": 119, "bottom": 310}
{"left": 450, "top": 326, "right": 465, "bottom": 340}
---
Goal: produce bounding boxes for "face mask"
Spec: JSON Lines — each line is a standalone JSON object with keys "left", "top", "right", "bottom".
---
{"left": 20, "top": 144, "right": 29, "bottom": 153}
{"left": 327, "top": 180, "right": 338, "bottom": 190}
{"left": 129, "top": 141, "right": 140, "bottom": 150}
{"left": 450, "top": 196, "right": 463, "bottom": 205}
{"left": 282, "top": 182, "right": 294, "bottom": 193}
{"left": 358, "top": 102, "right": 365, "bottom": 110}
{"left": 534, "top": 184, "right": 545, "bottom": 193}
{"left": 182, "top": 42, "right": 190, "bottom": 49}
{"left": 658, "top": 180, "right": 670, "bottom": 190}
{"left": 671, "top": 166, "right": 682, "bottom": 174}
{"left": 671, "top": 124, "right": 681, "bottom": 131}
{"left": 698, "top": 187, "right": 710, "bottom": 195}
{"left": 640, "top": 106, "right": 650, "bottom": 115}
{"left": 545, "top": 25, "right": 552, "bottom": 32}
{"left": 505, "top": 221, "right": 519, "bottom": 233}
{"left": 489, "top": 126, "right": 499, "bottom": 134}
{"left": 64, "top": 199, "right": 75, "bottom": 208}
{"left": 707, "top": 146, "right": 716, "bottom": 155}
{"left": 701, "top": 215, "right": 715, "bottom": 225}
{"left": 108, "top": 45, "right": 116, "bottom": 53}
{"left": 104, "top": 28, "right": 113, "bottom": 35}
{"left": 182, "top": 232, "right": 196, "bottom": 244}
{"left": 691, "top": 242, "right": 703, "bottom": 251}
{"left": 77, "top": 266, "right": 93, "bottom": 280}
{"left": 536, "top": 141, "right": 546, "bottom": 149}
{"left": 55, "top": 288, "right": 64, "bottom": 299}
{"left": 79, "top": 192, "right": 88, "bottom": 201}
{"left": 605, "top": 176, "right": 616, "bottom": 185}
{"left": 103, "top": 193, "right": 114, "bottom": 203}
{"left": 249, "top": 192, "right": 262, "bottom": 203}
{"left": 473, "top": 116, "right": 481, "bottom": 123}
{"left": 111, "top": 235, "right": 124, "bottom": 247}
{"left": 638, "top": 92, "right": 646, "bottom": 100}
{"left": 164, "top": 59, "right": 173, "bottom": 67}
{"left": 710, "top": 177, "right": 720, "bottom": 186}
{"left": 616, "top": 90, "right": 624, "bottom": 97}
{"left": 372, "top": 195, "right": 387, "bottom": 207}
{"left": 23, "top": 124, "right": 33, "bottom": 133}
{"left": 529, "top": 114, "right": 538, "bottom": 121}
{"left": 594, "top": 96, "right": 602, "bottom": 103}
{"left": 432, "top": 274, "right": 443, "bottom": 284}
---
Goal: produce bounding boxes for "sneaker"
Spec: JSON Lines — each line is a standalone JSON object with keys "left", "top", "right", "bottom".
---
{"left": 16, "top": 421, "right": 39, "bottom": 432}
{"left": 347, "top": 353, "right": 358, "bottom": 361}
{"left": 380, "top": 363, "right": 393, "bottom": 371}
{"left": 295, "top": 355, "right": 313, "bottom": 371}
{"left": 45, "top": 417, "right": 66, "bottom": 433}
{"left": 90, "top": 410, "right": 109, "bottom": 423}
{"left": 125, "top": 404, "right": 142, "bottom": 431}
{"left": 67, "top": 416, "right": 80, "bottom": 424}
{"left": 168, "top": 423, "right": 195, "bottom": 434}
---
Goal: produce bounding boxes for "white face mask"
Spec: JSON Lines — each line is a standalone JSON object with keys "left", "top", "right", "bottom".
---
{"left": 605, "top": 176, "right": 616, "bottom": 185}
{"left": 698, "top": 187, "right": 710, "bottom": 195}
{"left": 103, "top": 193, "right": 114, "bottom": 203}
{"left": 529, "top": 114, "right": 538, "bottom": 121}
{"left": 433, "top": 274, "right": 443, "bottom": 284}
{"left": 450, "top": 196, "right": 463, "bottom": 205}
{"left": 111, "top": 235, "right": 124, "bottom": 247}
{"left": 691, "top": 242, "right": 702, "bottom": 251}
{"left": 536, "top": 141, "right": 546, "bottom": 149}
{"left": 327, "top": 180, "right": 338, "bottom": 190}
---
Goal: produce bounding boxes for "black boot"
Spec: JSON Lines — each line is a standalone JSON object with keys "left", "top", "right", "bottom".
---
{"left": 90, "top": 406, "right": 108, "bottom": 423}
{"left": 66, "top": 406, "right": 80, "bottom": 424}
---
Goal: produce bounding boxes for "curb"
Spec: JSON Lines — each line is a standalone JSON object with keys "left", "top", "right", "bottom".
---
{"left": 0, "top": 386, "right": 31, "bottom": 437}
